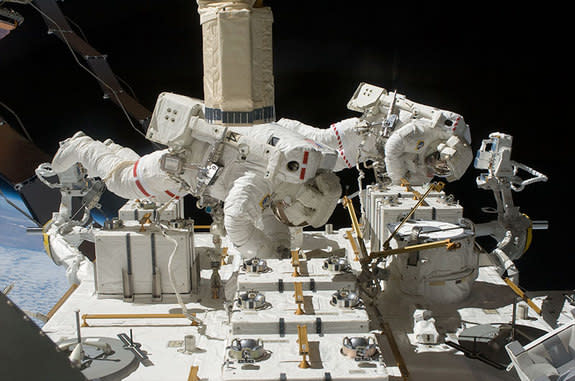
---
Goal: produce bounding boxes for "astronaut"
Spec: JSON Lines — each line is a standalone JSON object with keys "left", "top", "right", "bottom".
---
{"left": 279, "top": 83, "right": 474, "bottom": 187}
{"left": 51, "top": 92, "right": 343, "bottom": 259}
{"left": 383, "top": 112, "right": 473, "bottom": 185}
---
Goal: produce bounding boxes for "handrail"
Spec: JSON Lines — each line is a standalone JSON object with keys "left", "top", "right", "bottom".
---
{"left": 81, "top": 313, "right": 198, "bottom": 327}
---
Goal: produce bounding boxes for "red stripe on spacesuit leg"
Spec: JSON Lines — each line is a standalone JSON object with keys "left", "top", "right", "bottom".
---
{"left": 132, "top": 159, "right": 151, "bottom": 197}
{"left": 164, "top": 190, "right": 179, "bottom": 199}
{"left": 135, "top": 180, "right": 151, "bottom": 197}
{"left": 300, "top": 167, "right": 307, "bottom": 180}
{"left": 298, "top": 150, "right": 310, "bottom": 180}
{"left": 452, "top": 116, "right": 461, "bottom": 131}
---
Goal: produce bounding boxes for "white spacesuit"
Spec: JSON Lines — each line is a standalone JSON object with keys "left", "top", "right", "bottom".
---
{"left": 51, "top": 93, "right": 343, "bottom": 258}
{"left": 345, "top": 83, "right": 474, "bottom": 186}
{"left": 383, "top": 112, "right": 472, "bottom": 185}
{"left": 278, "top": 83, "right": 474, "bottom": 187}
{"left": 276, "top": 117, "right": 380, "bottom": 172}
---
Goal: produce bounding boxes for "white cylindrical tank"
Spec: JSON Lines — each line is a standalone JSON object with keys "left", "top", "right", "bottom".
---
{"left": 389, "top": 220, "right": 478, "bottom": 304}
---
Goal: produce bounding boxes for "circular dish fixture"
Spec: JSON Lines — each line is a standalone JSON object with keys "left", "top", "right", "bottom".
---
{"left": 228, "top": 338, "right": 267, "bottom": 362}
{"left": 57, "top": 336, "right": 139, "bottom": 380}
{"left": 242, "top": 257, "right": 269, "bottom": 273}
{"left": 237, "top": 290, "right": 267, "bottom": 310}
{"left": 330, "top": 288, "right": 361, "bottom": 309}
{"left": 341, "top": 336, "right": 378, "bottom": 359}
{"left": 322, "top": 256, "right": 349, "bottom": 272}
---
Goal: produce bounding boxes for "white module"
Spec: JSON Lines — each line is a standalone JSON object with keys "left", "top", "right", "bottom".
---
{"left": 222, "top": 333, "right": 388, "bottom": 381}
{"left": 388, "top": 220, "right": 477, "bottom": 304}
{"left": 94, "top": 221, "right": 199, "bottom": 302}
{"left": 364, "top": 184, "right": 463, "bottom": 252}
{"left": 237, "top": 257, "right": 357, "bottom": 292}
{"left": 230, "top": 289, "right": 370, "bottom": 335}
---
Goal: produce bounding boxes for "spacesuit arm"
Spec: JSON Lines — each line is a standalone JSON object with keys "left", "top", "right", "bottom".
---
{"left": 51, "top": 132, "right": 187, "bottom": 202}
{"left": 277, "top": 117, "right": 380, "bottom": 171}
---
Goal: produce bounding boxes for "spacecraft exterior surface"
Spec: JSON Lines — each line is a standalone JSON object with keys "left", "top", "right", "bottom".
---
{"left": 1, "top": 1, "right": 569, "bottom": 381}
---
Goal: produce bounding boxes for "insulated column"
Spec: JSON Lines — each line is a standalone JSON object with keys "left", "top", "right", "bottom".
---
{"left": 197, "top": 0, "right": 275, "bottom": 126}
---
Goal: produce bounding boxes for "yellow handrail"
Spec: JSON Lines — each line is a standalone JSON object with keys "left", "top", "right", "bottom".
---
{"left": 345, "top": 230, "right": 360, "bottom": 261}
{"left": 297, "top": 325, "right": 311, "bottom": 369}
{"left": 220, "top": 247, "right": 229, "bottom": 266}
{"left": 46, "top": 283, "right": 78, "bottom": 321}
{"left": 342, "top": 196, "right": 363, "bottom": 240}
{"left": 294, "top": 282, "right": 305, "bottom": 315}
{"left": 81, "top": 313, "right": 197, "bottom": 327}
{"left": 368, "top": 239, "right": 457, "bottom": 261}
{"left": 503, "top": 277, "right": 542, "bottom": 315}
{"left": 381, "top": 181, "right": 444, "bottom": 250}
{"left": 291, "top": 249, "right": 301, "bottom": 277}
{"left": 188, "top": 365, "right": 199, "bottom": 381}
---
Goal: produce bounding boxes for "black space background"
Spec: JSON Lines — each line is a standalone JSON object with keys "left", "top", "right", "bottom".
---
{"left": 0, "top": 2, "right": 571, "bottom": 291}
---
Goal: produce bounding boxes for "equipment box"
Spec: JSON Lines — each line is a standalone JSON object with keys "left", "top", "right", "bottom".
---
{"left": 94, "top": 222, "right": 199, "bottom": 302}
{"left": 365, "top": 185, "right": 463, "bottom": 252}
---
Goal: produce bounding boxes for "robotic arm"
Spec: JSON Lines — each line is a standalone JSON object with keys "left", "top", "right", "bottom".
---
{"left": 473, "top": 132, "right": 548, "bottom": 279}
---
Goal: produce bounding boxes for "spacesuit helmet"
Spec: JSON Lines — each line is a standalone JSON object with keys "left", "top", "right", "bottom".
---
{"left": 424, "top": 135, "right": 473, "bottom": 182}
{"left": 424, "top": 151, "right": 451, "bottom": 177}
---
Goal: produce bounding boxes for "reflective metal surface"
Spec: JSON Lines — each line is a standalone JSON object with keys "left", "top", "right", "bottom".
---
{"left": 342, "top": 336, "right": 378, "bottom": 359}
{"left": 242, "top": 257, "right": 269, "bottom": 273}
{"left": 229, "top": 338, "right": 266, "bottom": 361}
{"left": 237, "top": 290, "right": 267, "bottom": 310}
{"left": 322, "top": 256, "right": 349, "bottom": 272}
{"left": 330, "top": 288, "right": 361, "bottom": 309}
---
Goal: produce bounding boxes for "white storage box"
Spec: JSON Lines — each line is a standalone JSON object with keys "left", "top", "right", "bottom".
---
{"left": 365, "top": 185, "right": 463, "bottom": 251}
{"left": 94, "top": 222, "right": 199, "bottom": 302}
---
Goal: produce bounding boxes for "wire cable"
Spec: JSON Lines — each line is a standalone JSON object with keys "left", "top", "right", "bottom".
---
{"left": 0, "top": 100, "right": 35, "bottom": 143}
{"left": 28, "top": 2, "right": 153, "bottom": 144}
{"left": 60, "top": 15, "right": 141, "bottom": 104}
{"left": 159, "top": 222, "right": 204, "bottom": 326}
